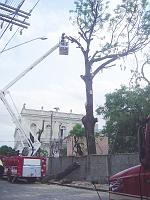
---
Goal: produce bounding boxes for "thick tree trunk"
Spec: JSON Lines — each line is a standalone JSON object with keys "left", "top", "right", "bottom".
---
{"left": 82, "top": 60, "right": 97, "bottom": 154}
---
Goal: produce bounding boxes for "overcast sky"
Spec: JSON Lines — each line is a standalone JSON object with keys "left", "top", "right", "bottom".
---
{"left": 0, "top": 0, "right": 149, "bottom": 147}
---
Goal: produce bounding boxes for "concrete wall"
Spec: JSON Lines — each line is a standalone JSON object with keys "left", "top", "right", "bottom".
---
{"left": 109, "top": 153, "right": 139, "bottom": 176}
{"left": 47, "top": 153, "right": 139, "bottom": 183}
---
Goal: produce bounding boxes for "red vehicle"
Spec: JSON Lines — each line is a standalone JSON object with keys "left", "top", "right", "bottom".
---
{"left": 109, "top": 115, "right": 150, "bottom": 199}
{"left": 1, "top": 156, "right": 46, "bottom": 183}
{"left": 0, "top": 34, "right": 68, "bottom": 183}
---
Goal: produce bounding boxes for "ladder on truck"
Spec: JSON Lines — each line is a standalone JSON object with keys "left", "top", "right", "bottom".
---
{"left": 0, "top": 33, "right": 69, "bottom": 157}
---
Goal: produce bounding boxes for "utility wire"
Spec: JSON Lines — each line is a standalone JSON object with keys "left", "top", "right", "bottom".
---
{"left": 5, "top": 0, "right": 14, "bottom": 7}
{"left": 30, "top": 0, "right": 41, "bottom": 12}
{"left": 0, "top": 0, "right": 41, "bottom": 53}
{"left": 0, "top": 28, "right": 19, "bottom": 53}
{"left": 0, "top": 0, "right": 26, "bottom": 40}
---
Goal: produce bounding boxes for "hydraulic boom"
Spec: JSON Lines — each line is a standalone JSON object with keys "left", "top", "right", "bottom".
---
{"left": 0, "top": 34, "right": 68, "bottom": 156}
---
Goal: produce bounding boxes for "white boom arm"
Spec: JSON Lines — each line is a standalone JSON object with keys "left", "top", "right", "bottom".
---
{"left": 0, "top": 34, "right": 68, "bottom": 156}
{"left": 0, "top": 90, "right": 40, "bottom": 156}
{"left": 3, "top": 44, "right": 59, "bottom": 92}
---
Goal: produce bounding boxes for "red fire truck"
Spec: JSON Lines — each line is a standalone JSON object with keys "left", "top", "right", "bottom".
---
{"left": 109, "top": 115, "right": 150, "bottom": 199}
{"left": 0, "top": 34, "right": 68, "bottom": 183}
{"left": 1, "top": 156, "right": 46, "bottom": 183}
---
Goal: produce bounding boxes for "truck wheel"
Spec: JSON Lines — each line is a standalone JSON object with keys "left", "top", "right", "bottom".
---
{"left": 11, "top": 176, "right": 17, "bottom": 184}
{"left": 8, "top": 176, "right": 17, "bottom": 183}
{"left": 7, "top": 175, "right": 13, "bottom": 183}
{"left": 27, "top": 177, "right": 36, "bottom": 183}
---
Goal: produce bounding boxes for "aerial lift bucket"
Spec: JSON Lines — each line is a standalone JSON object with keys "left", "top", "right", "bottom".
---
{"left": 59, "top": 33, "right": 69, "bottom": 55}
{"left": 59, "top": 43, "right": 69, "bottom": 55}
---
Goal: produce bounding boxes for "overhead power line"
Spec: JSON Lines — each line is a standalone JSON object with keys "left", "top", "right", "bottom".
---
{"left": 0, "top": 0, "right": 30, "bottom": 37}
{"left": 0, "top": 0, "right": 41, "bottom": 52}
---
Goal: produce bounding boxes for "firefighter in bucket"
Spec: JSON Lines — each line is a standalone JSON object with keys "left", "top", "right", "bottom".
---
{"left": 59, "top": 33, "right": 69, "bottom": 55}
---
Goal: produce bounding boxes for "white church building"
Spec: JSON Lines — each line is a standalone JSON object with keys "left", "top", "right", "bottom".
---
{"left": 14, "top": 105, "right": 84, "bottom": 156}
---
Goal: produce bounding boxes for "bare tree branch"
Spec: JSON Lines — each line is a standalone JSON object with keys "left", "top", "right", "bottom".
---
{"left": 92, "top": 56, "right": 118, "bottom": 77}
{"left": 67, "top": 36, "right": 86, "bottom": 55}
{"left": 92, "top": 48, "right": 136, "bottom": 77}
{"left": 90, "top": 45, "right": 136, "bottom": 65}
{"left": 141, "top": 60, "right": 150, "bottom": 85}
{"left": 130, "top": 53, "right": 150, "bottom": 87}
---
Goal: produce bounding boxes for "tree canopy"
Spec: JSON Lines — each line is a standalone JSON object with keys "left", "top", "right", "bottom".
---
{"left": 96, "top": 85, "right": 150, "bottom": 153}
{"left": 69, "top": 0, "right": 150, "bottom": 75}
{"left": 0, "top": 145, "right": 17, "bottom": 156}
{"left": 70, "top": 123, "right": 85, "bottom": 137}
{"left": 68, "top": 0, "right": 150, "bottom": 154}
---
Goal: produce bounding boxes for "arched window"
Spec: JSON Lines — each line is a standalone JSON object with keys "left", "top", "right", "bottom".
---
{"left": 45, "top": 124, "right": 51, "bottom": 138}
{"left": 46, "top": 124, "right": 51, "bottom": 129}
{"left": 60, "top": 125, "right": 66, "bottom": 138}
{"left": 30, "top": 123, "right": 37, "bottom": 133}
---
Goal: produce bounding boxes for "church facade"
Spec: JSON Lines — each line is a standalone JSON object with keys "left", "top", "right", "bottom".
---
{"left": 14, "top": 106, "right": 84, "bottom": 156}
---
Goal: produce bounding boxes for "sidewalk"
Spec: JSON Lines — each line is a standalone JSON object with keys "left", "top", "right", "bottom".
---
{"left": 48, "top": 180, "right": 109, "bottom": 192}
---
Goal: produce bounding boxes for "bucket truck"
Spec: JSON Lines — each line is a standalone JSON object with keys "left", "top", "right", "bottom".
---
{"left": 0, "top": 34, "right": 69, "bottom": 183}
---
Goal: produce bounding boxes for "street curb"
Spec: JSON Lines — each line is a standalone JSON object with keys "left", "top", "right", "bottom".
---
{"left": 48, "top": 182, "right": 109, "bottom": 192}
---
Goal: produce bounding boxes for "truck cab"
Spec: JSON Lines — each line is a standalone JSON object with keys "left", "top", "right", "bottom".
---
{"left": 109, "top": 116, "right": 150, "bottom": 199}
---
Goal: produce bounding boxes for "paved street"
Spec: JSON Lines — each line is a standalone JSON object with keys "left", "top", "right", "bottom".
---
{"left": 0, "top": 179, "right": 108, "bottom": 200}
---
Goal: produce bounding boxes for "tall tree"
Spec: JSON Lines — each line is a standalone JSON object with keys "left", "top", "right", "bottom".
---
{"left": 67, "top": 0, "right": 150, "bottom": 154}
{"left": 96, "top": 86, "right": 150, "bottom": 153}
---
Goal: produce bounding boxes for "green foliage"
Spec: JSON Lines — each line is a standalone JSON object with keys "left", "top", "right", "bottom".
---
{"left": 69, "top": 0, "right": 150, "bottom": 73}
{"left": 70, "top": 0, "right": 109, "bottom": 30}
{"left": 70, "top": 123, "right": 85, "bottom": 137}
{"left": 39, "top": 149, "right": 48, "bottom": 157}
{"left": 69, "top": 0, "right": 150, "bottom": 154}
{"left": 70, "top": 0, "right": 110, "bottom": 40}
{"left": 0, "top": 145, "right": 17, "bottom": 156}
{"left": 96, "top": 85, "right": 150, "bottom": 153}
